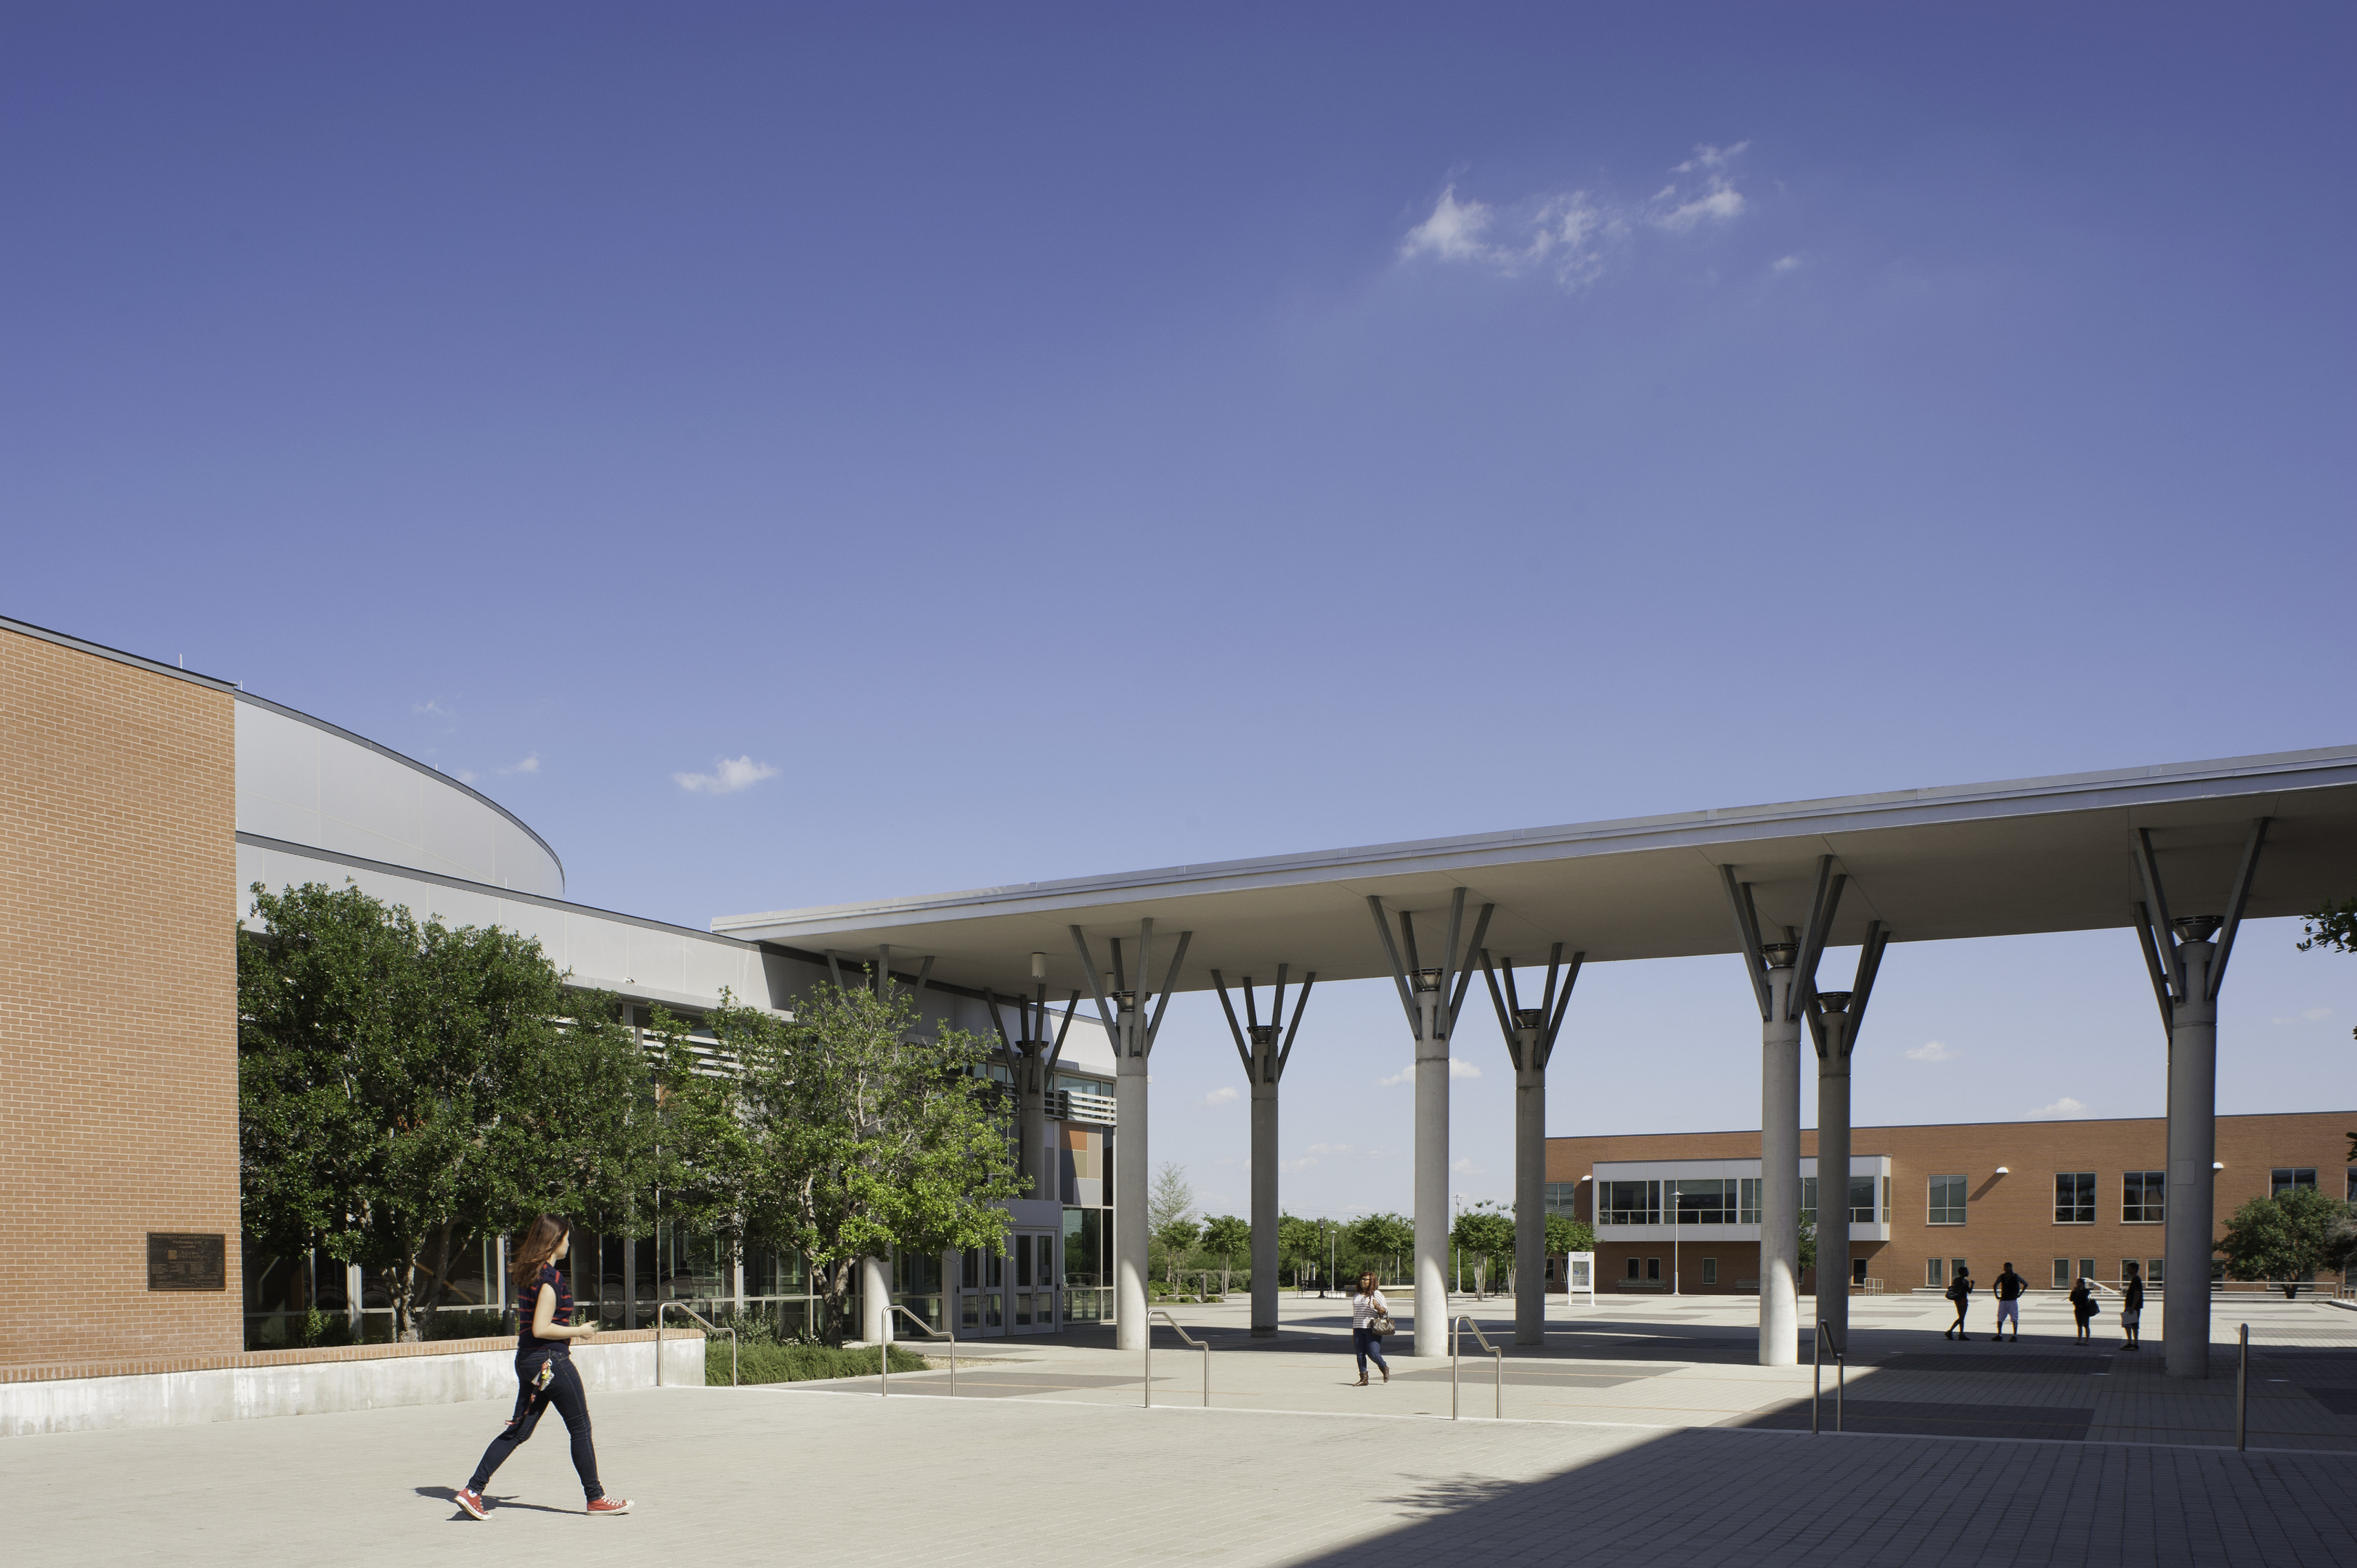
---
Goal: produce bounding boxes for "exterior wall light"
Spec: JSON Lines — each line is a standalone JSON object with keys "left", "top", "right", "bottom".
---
{"left": 2173, "top": 915, "right": 2223, "bottom": 942}
{"left": 1513, "top": 1008, "right": 1547, "bottom": 1032}
{"left": 1762, "top": 942, "right": 1798, "bottom": 968}
{"left": 2213, "top": 1161, "right": 2226, "bottom": 1169}
{"left": 1412, "top": 967, "right": 1444, "bottom": 993}
{"left": 1815, "top": 990, "right": 1853, "bottom": 1013}
{"left": 1031, "top": 952, "right": 1048, "bottom": 980}
{"left": 1994, "top": 1167, "right": 2010, "bottom": 1175}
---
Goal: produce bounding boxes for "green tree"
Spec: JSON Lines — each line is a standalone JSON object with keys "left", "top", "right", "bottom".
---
{"left": 1149, "top": 1164, "right": 1200, "bottom": 1283}
{"left": 237, "top": 881, "right": 654, "bottom": 1341}
{"left": 1277, "top": 1212, "right": 1322, "bottom": 1289}
{"left": 704, "top": 981, "right": 1022, "bottom": 1344}
{"left": 1347, "top": 1212, "right": 1414, "bottom": 1285}
{"left": 1200, "top": 1214, "right": 1250, "bottom": 1294}
{"left": 1544, "top": 1214, "right": 1595, "bottom": 1257}
{"left": 2297, "top": 897, "right": 2357, "bottom": 1042}
{"left": 1798, "top": 1215, "right": 1818, "bottom": 1274}
{"left": 2215, "top": 1187, "right": 2357, "bottom": 1297}
{"left": 1451, "top": 1201, "right": 1515, "bottom": 1293}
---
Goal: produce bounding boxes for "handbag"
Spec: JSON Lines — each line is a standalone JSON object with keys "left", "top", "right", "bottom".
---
{"left": 1367, "top": 1310, "right": 1394, "bottom": 1337}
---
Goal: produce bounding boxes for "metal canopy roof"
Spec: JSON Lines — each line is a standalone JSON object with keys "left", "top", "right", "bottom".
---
{"left": 713, "top": 744, "right": 2357, "bottom": 997}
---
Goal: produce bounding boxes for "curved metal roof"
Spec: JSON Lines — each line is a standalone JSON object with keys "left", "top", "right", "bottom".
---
{"left": 714, "top": 743, "right": 2357, "bottom": 995}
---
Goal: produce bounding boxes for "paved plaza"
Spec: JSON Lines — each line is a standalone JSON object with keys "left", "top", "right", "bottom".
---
{"left": 8, "top": 1294, "right": 2355, "bottom": 1565}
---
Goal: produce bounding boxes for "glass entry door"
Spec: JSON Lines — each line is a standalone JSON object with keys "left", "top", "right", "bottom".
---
{"left": 1009, "top": 1230, "right": 1058, "bottom": 1334}
{"left": 957, "top": 1246, "right": 1004, "bottom": 1336}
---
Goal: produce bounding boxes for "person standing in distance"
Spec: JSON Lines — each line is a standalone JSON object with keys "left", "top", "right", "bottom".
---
{"left": 1990, "top": 1262, "right": 2026, "bottom": 1343}
{"left": 455, "top": 1215, "right": 633, "bottom": 1519}
{"left": 1348, "top": 1271, "right": 1392, "bottom": 1387}
{"left": 2120, "top": 1261, "right": 2145, "bottom": 1351}
{"left": 1942, "top": 1264, "right": 1974, "bottom": 1341}
{"left": 2068, "top": 1274, "right": 2098, "bottom": 1344}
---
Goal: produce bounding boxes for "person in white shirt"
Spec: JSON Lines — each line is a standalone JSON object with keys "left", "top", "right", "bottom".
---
{"left": 1349, "top": 1272, "right": 1391, "bottom": 1387}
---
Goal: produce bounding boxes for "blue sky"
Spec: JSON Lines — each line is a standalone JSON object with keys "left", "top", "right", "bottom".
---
{"left": 7, "top": 5, "right": 2353, "bottom": 1217}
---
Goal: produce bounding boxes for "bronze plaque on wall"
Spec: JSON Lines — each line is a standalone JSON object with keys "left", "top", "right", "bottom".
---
{"left": 147, "top": 1233, "right": 227, "bottom": 1291}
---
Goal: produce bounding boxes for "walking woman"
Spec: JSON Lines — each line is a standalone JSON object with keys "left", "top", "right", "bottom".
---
{"left": 455, "top": 1215, "right": 632, "bottom": 1519}
{"left": 1942, "top": 1265, "right": 1974, "bottom": 1341}
{"left": 2120, "top": 1262, "right": 2145, "bottom": 1350}
{"left": 2069, "top": 1274, "right": 2098, "bottom": 1344}
{"left": 1349, "top": 1271, "right": 1392, "bottom": 1387}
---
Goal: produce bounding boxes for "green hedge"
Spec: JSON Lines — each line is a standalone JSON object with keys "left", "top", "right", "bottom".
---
{"left": 711, "top": 1340, "right": 931, "bottom": 1386}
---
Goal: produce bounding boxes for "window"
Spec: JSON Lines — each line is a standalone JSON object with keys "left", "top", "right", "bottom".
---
{"left": 1626, "top": 1257, "right": 1640, "bottom": 1280}
{"left": 1801, "top": 1175, "right": 1818, "bottom": 1225}
{"left": 2051, "top": 1259, "right": 2071, "bottom": 1290}
{"left": 2121, "top": 1259, "right": 2144, "bottom": 1283}
{"left": 1884, "top": 1176, "right": 1893, "bottom": 1222}
{"left": 2348, "top": 1169, "right": 2356, "bottom": 1202}
{"left": 2122, "top": 1171, "right": 2165, "bottom": 1224}
{"left": 1542, "top": 1181, "right": 1582, "bottom": 1214}
{"left": 1928, "top": 1174, "right": 1968, "bottom": 1225}
{"left": 1739, "top": 1178, "right": 1761, "bottom": 1225}
{"left": 1926, "top": 1258, "right": 1945, "bottom": 1286}
{"left": 1600, "top": 1180, "right": 1660, "bottom": 1225}
{"left": 1645, "top": 1257, "right": 1661, "bottom": 1281}
{"left": 1701, "top": 1258, "right": 1717, "bottom": 1284}
{"left": 1952, "top": 1257, "right": 1969, "bottom": 1283}
{"left": 1672, "top": 1178, "right": 1735, "bottom": 1225}
{"left": 2054, "top": 1172, "right": 2096, "bottom": 1224}
{"left": 2078, "top": 1258, "right": 2095, "bottom": 1284}
{"left": 2147, "top": 1257, "right": 2165, "bottom": 1286}
{"left": 1847, "top": 1175, "right": 1878, "bottom": 1224}
{"left": 2271, "top": 1168, "right": 2317, "bottom": 1196}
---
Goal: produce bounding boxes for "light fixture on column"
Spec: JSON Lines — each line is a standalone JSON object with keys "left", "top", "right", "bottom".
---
{"left": 1815, "top": 991, "right": 1853, "bottom": 1013}
{"left": 1413, "top": 967, "right": 1444, "bottom": 993}
{"left": 1032, "top": 952, "right": 1048, "bottom": 980}
{"left": 1762, "top": 942, "right": 1798, "bottom": 968}
{"left": 2173, "top": 915, "right": 2223, "bottom": 942}
{"left": 1513, "top": 1008, "right": 1546, "bottom": 1032}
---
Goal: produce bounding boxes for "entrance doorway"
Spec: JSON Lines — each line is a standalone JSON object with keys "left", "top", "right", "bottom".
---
{"left": 957, "top": 1231, "right": 1061, "bottom": 1336}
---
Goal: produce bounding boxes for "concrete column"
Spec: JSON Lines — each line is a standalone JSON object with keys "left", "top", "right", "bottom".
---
{"left": 2164, "top": 936, "right": 2218, "bottom": 1379}
{"left": 860, "top": 1254, "right": 890, "bottom": 1343}
{"left": 1114, "top": 1003, "right": 1149, "bottom": 1351}
{"left": 1250, "top": 1028, "right": 1280, "bottom": 1336}
{"left": 1413, "top": 985, "right": 1449, "bottom": 1358}
{"left": 1759, "top": 955, "right": 1802, "bottom": 1367}
{"left": 1513, "top": 1043, "right": 1547, "bottom": 1347}
{"left": 1017, "top": 1040, "right": 1049, "bottom": 1201}
{"left": 1815, "top": 1004, "right": 1854, "bottom": 1356}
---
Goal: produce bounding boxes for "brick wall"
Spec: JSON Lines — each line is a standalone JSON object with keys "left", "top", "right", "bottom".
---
{"left": 1, "top": 626, "right": 239, "bottom": 1365}
{"left": 1550, "top": 1111, "right": 2353, "bottom": 1294}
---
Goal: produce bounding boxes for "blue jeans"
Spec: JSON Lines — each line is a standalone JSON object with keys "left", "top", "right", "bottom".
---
{"left": 1353, "top": 1327, "right": 1389, "bottom": 1375}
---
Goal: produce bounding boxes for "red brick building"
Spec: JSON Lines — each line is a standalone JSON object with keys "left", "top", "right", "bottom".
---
{"left": 1547, "top": 1111, "right": 2354, "bottom": 1295}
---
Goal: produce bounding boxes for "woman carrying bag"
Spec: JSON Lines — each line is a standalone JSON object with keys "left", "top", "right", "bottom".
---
{"left": 1349, "top": 1271, "right": 1392, "bottom": 1387}
{"left": 455, "top": 1214, "right": 633, "bottom": 1520}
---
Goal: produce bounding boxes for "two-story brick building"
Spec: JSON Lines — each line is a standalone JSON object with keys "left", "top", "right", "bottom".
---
{"left": 1546, "top": 1111, "right": 2354, "bottom": 1295}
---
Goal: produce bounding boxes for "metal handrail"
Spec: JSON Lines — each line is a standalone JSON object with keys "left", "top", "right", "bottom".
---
{"left": 1145, "top": 1308, "right": 1210, "bottom": 1408}
{"left": 1451, "top": 1315, "right": 1502, "bottom": 1420}
{"left": 655, "top": 1300, "right": 736, "bottom": 1387}
{"left": 1812, "top": 1318, "right": 1844, "bottom": 1433}
{"left": 879, "top": 1304, "right": 956, "bottom": 1397}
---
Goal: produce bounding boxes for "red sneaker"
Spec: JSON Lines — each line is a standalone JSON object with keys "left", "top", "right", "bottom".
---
{"left": 587, "top": 1497, "right": 633, "bottom": 1516}
{"left": 455, "top": 1488, "right": 489, "bottom": 1520}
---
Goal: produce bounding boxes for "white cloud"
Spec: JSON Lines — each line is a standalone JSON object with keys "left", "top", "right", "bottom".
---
{"left": 1673, "top": 141, "right": 1750, "bottom": 173}
{"left": 1282, "top": 1156, "right": 1319, "bottom": 1174}
{"left": 2271, "top": 1007, "right": 2332, "bottom": 1024}
{"left": 1772, "top": 254, "right": 1802, "bottom": 273}
{"left": 1398, "top": 184, "right": 1494, "bottom": 262}
{"left": 1306, "top": 1143, "right": 1356, "bottom": 1159}
{"left": 2030, "top": 1096, "right": 2088, "bottom": 1119}
{"left": 453, "top": 768, "right": 478, "bottom": 784}
{"left": 497, "top": 754, "right": 540, "bottom": 776}
{"left": 412, "top": 699, "right": 452, "bottom": 719}
{"left": 673, "top": 755, "right": 781, "bottom": 795}
{"left": 1201, "top": 1085, "right": 1239, "bottom": 1106}
{"left": 1452, "top": 1156, "right": 1481, "bottom": 1174}
{"left": 1399, "top": 143, "right": 1751, "bottom": 290}
{"left": 1379, "top": 1058, "right": 1481, "bottom": 1085}
{"left": 1906, "top": 1040, "right": 1957, "bottom": 1062}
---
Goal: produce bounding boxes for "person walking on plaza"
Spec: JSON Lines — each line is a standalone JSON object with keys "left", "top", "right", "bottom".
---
{"left": 2069, "top": 1275, "right": 2099, "bottom": 1344}
{"left": 1349, "top": 1271, "right": 1392, "bottom": 1386}
{"left": 1991, "top": 1262, "right": 2026, "bottom": 1343}
{"left": 2120, "top": 1262, "right": 2145, "bottom": 1351}
{"left": 1942, "top": 1264, "right": 1974, "bottom": 1340}
{"left": 455, "top": 1215, "right": 633, "bottom": 1519}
